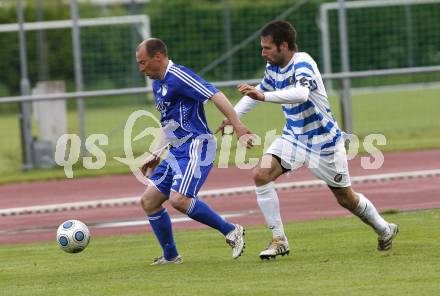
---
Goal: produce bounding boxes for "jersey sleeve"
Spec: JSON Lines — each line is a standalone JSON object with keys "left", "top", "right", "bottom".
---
{"left": 169, "top": 66, "right": 218, "bottom": 104}
{"left": 293, "top": 56, "right": 318, "bottom": 91}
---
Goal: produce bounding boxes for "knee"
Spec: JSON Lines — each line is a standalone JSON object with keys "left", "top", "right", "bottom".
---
{"left": 252, "top": 168, "right": 272, "bottom": 186}
{"left": 140, "top": 192, "right": 163, "bottom": 215}
{"left": 169, "top": 195, "right": 187, "bottom": 213}
{"left": 140, "top": 194, "right": 153, "bottom": 213}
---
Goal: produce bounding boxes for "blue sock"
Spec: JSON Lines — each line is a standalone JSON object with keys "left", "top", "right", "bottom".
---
{"left": 148, "top": 208, "right": 179, "bottom": 260}
{"left": 186, "top": 198, "right": 235, "bottom": 236}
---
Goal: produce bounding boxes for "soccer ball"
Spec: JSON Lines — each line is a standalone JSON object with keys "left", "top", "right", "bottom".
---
{"left": 56, "top": 220, "right": 91, "bottom": 253}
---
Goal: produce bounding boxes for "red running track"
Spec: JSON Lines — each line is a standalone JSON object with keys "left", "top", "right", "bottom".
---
{"left": 1, "top": 149, "right": 439, "bottom": 244}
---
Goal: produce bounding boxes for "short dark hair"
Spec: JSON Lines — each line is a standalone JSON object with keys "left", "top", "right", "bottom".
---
{"left": 261, "top": 20, "right": 298, "bottom": 51}
{"left": 145, "top": 38, "right": 168, "bottom": 57}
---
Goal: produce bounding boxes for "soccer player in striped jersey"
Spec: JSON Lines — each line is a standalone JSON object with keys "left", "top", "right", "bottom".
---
{"left": 136, "top": 38, "right": 253, "bottom": 264}
{"left": 218, "top": 20, "right": 398, "bottom": 259}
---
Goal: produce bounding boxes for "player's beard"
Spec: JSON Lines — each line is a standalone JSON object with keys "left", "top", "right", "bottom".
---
{"left": 266, "top": 49, "right": 285, "bottom": 66}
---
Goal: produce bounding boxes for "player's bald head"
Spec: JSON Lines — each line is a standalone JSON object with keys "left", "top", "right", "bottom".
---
{"left": 137, "top": 38, "right": 168, "bottom": 58}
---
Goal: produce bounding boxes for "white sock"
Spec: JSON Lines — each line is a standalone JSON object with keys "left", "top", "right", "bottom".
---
{"left": 255, "top": 182, "right": 286, "bottom": 239}
{"left": 353, "top": 193, "right": 389, "bottom": 235}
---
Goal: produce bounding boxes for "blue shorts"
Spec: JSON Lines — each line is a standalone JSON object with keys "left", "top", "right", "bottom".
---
{"left": 148, "top": 137, "right": 216, "bottom": 198}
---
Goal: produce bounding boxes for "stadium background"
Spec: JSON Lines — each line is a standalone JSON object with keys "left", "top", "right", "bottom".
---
{"left": 1, "top": 1, "right": 440, "bottom": 295}
{"left": 0, "top": 0, "right": 439, "bottom": 182}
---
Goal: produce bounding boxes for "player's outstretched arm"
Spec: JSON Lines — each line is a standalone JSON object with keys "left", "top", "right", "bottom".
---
{"left": 211, "top": 92, "right": 254, "bottom": 149}
{"left": 238, "top": 83, "right": 265, "bottom": 101}
{"left": 214, "top": 87, "right": 261, "bottom": 136}
{"left": 238, "top": 83, "right": 310, "bottom": 104}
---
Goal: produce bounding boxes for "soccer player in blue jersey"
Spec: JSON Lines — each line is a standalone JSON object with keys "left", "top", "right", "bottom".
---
{"left": 218, "top": 20, "right": 398, "bottom": 259}
{"left": 136, "top": 38, "right": 253, "bottom": 265}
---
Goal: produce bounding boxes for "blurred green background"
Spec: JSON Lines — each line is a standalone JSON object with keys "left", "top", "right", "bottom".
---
{"left": 0, "top": 0, "right": 439, "bottom": 183}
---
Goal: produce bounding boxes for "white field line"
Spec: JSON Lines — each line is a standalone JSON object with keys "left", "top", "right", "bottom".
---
{"left": 1, "top": 169, "right": 440, "bottom": 217}
{"left": 92, "top": 211, "right": 255, "bottom": 229}
{"left": 0, "top": 211, "right": 256, "bottom": 234}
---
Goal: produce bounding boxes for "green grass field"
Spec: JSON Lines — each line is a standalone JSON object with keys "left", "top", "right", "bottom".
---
{"left": 1, "top": 210, "right": 439, "bottom": 296}
{"left": 0, "top": 87, "right": 439, "bottom": 184}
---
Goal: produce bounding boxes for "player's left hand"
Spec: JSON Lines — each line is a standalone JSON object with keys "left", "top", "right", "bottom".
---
{"left": 233, "top": 123, "right": 255, "bottom": 149}
{"left": 238, "top": 83, "right": 265, "bottom": 101}
{"left": 214, "top": 118, "right": 233, "bottom": 135}
{"left": 140, "top": 154, "right": 161, "bottom": 177}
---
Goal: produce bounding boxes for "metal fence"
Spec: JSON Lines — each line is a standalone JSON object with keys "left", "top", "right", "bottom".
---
{"left": 0, "top": 0, "right": 439, "bottom": 175}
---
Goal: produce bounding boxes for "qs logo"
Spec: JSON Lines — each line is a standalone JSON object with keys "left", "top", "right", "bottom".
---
{"left": 55, "top": 110, "right": 163, "bottom": 184}
{"left": 114, "top": 110, "right": 163, "bottom": 185}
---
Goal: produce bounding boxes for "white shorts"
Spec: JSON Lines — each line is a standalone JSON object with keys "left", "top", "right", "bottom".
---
{"left": 265, "top": 137, "right": 351, "bottom": 188}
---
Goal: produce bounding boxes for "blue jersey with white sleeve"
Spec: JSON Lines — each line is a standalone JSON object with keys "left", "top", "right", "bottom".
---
{"left": 152, "top": 60, "right": 218, "bottom": 143}
{"left": 259, "top": 52, "right": 342, "bottom": 155}
{"left": 149, "top": 60, "right": 218, "bottom": 198}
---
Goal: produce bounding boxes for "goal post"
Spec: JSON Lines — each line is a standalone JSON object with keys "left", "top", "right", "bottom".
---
{"left": 0, "top": 14, "right": 151, "bottom": 169}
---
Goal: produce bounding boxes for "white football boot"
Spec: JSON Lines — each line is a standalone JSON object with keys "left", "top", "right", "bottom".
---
{"left": 225, "top": 224, "right": 245, "bottom": 259}
{"left": 259, "top": 237, "right": 290, "bottom": 260}
{"left": 151, "top": 255, "right": 183, "bottom": 265}
{"left": 378, "top": 223, "right": 399, "bottom": 251}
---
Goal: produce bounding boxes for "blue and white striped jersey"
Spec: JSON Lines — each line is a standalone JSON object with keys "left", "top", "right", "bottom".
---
{"left": 152, "top": 60, "right": 218, "bottom": 142}
{"left": 259, "top": 52, "right": 342, "bottom": 154}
